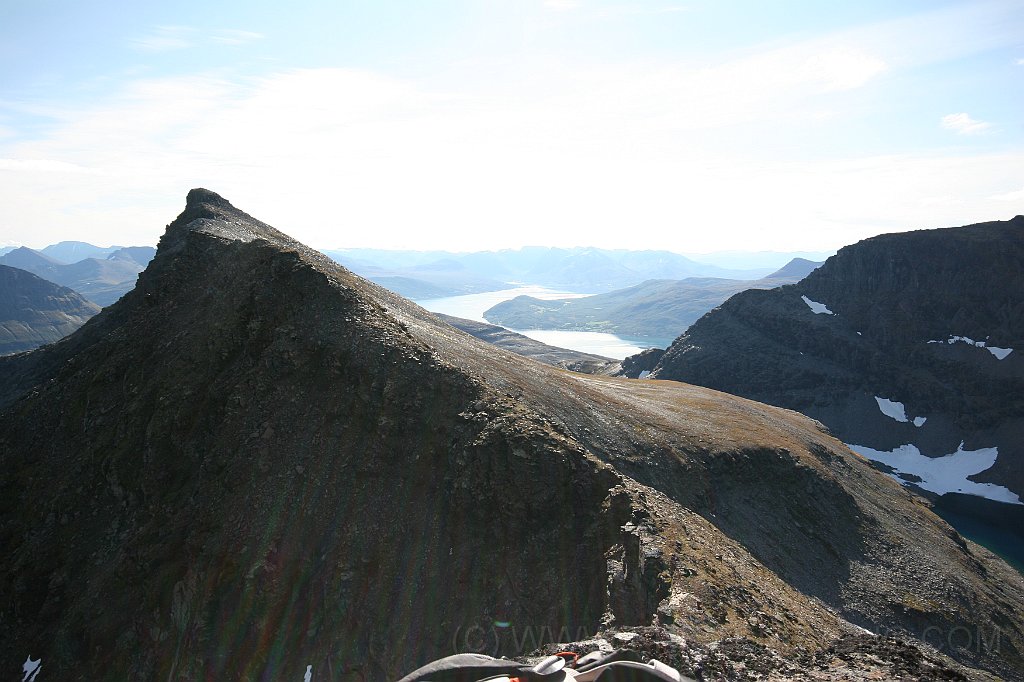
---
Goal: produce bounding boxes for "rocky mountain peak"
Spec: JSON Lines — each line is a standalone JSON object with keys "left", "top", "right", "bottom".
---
{"left": 2, "top": 193, "right": 1022, "bottom": 680}
{"left": 161, "top": 187, "right": 302, "bottom": 253}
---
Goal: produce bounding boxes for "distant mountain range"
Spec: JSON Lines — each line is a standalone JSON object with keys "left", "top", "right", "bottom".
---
{"left": 637, "top": 216, "right": 1024, "bottom": 567}
{"left": 40, "top": 240, "right": 126, "bottom": 263}
{"left": 0, "top": 265, "right": 100, "bottom": 355}
{"left": 483, "top": 258, "right": 822, "bottom": 343}
{"left": 0, "top": 244, "right": 155, "bottom": 307}
{"left": 324, "top": 246, "right": 821, "bottom": 299}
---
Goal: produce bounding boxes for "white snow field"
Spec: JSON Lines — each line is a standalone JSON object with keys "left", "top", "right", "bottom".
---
{"left": 848, "top": 442, "right": 1022, "bottom": 505}
{"left": 874, "top": 396, "right": 926, "bottom": 427}
{"left": 928, "top": 335, "right": 1013, "bottom": 360}
{"left": 800, "top": 295, "right": 834, "bottom": 315}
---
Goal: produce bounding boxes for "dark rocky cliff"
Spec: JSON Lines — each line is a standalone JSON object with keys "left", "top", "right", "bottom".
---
{"left": 649, "top": 217, "right": 1024, "bottom": 516}
{"left": 0, "top": 264, "right": 100, "bottom": 355}
{"left": 1, "top": 193, "right": 1022, "bottom": 680}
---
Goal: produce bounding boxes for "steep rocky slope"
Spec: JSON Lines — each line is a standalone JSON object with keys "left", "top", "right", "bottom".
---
{"left": 647, "top": 217, "right": 1024, "bottom": 507}
{"left": 0, "top": 264, "right": 100, "bottom": 355}
{"left": 1, "top": 192, "right": 1022, "bottom": 680}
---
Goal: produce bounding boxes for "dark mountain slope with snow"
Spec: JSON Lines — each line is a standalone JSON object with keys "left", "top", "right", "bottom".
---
{"left": 650, "top": 216, "right": 1024, "bottom": 508}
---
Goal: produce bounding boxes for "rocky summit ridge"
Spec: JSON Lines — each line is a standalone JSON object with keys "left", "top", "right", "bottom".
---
{"left": 1, "top": 191, "right": 1022, "bottom": 680}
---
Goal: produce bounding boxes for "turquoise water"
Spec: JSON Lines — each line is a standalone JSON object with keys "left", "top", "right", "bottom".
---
{"left": 932, "top": 494, "right": 1024, "bottom": 575}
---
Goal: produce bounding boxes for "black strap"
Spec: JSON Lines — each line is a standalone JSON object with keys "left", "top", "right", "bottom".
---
{"left": 575, "top": 649, "right": 643, "bottom": 672}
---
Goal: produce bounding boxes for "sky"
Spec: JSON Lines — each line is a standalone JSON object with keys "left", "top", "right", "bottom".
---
{"left": 0, "top": 0, "right": 1022, "bottom": 254}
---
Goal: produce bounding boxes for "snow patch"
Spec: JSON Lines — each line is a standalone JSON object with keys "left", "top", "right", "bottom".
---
{"left": 928, "top": 335, "right": 1013, "bottom": 360}
{"left": 638, "top": 370, "right": 651, "bottom": 379}
{"left": 305, "top": 664, "right": 312, "bottom": 682}
{"left": 913, "top": 416, "right": 927, "bottom": 427}
{"left": 987, "top": 346, "right": 1013, "bottom": 360}
{"left": 22, "top": 656, "right": 41, "bottom": 682}
{"left": 875, "top": 397, "right": 908, "bottom": 423}
{"left": 801, "top": 295, "right": 834, "bottom": 315}
{"left": 847, "top": 442, "right": 1022, "bottom": 505}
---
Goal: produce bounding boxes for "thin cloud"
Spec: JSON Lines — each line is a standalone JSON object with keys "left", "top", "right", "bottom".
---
{"left": 2, "top": 65, "right": 1021, "bottom": 252}
{"left": 988, "top": 186, "right": 1024, "bottom": 203}
{"left": 130, "top": 26, "right": 195, "bottom": 52}
{"left": 0, "top": 158, "right": 95, "bottom": 173}
{"left": 596, "top": 5, "right": 689, "bottom": 18}
{"left": 543, "top": 0, "right": 583, "bottom": 11}
{"left": 130, "top": 26, "right": 263, "bottom": 52}
{"left": 798, "top": 46, "right": 888, "bottom": 91}
{"left": 210, "top": 29, "right": 264, "bottom": 46}
{"left": 941, "top": 112, "right": 992, "bottom": 135}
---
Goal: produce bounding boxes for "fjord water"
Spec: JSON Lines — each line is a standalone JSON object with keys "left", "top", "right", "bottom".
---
{"left": 932, "top": 493, "right": 1024, "bottom": 575}
{"left": 417, "top": 286, "right": 669, "bottom": 359}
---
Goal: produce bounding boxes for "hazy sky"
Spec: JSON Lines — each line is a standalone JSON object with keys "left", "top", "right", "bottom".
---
{"left": 1, "top": 0, "right": 1022, "bottom": 253}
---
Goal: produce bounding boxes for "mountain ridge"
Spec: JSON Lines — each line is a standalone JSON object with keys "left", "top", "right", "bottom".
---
{"left": 0, "top": 264, "right": 100, "bottom": 355}
{"left": 0, "top": 244, "right": 153, "bottom": 307}
{"left": 1, "top": 191, "right": 1021, "bottom": 680}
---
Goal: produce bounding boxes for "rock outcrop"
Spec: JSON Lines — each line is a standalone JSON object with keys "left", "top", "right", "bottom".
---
{"left": 1, "top": 192, "right": 1022, "bottom": 680}
{"left": 0, "top": 264, "right": 100, "bottom": 355}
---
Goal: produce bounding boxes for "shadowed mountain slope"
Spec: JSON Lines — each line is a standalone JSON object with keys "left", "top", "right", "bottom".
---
{"left": 648, "top": 218, "right": 1024, "bottom": 500}
{"left": 0, "top": 265, "right": 100, "bottom": 355}
{"left": 1, "top": 192, "right": 1022, "bottom": 680}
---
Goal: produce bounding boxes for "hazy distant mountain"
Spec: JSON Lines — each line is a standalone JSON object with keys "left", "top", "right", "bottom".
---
{"left": 0, "top": 245, "right": 154, "bottom": 306}
{"left": 483, "top": 258, "right": 822, "bottom": 342}
{"left": 40, "top": 240, "right": 123, "bottom": 263}
{"left": 682, "top": 249, "right": 836, "bottom": 271}
{"left": 0, "top": 265, "right": 99, "bottom": 355}
{"left": 106, "top": 245, "right": 157, "bottom": 267}
{"left": 764, "top": 256, "right": 822, "bottom": 279}
{"left": 4, "top": 190, "right": 1022, "bottom": 678}
{"left": 324, "top": 250, "right": 510, "bottom": 298}
{"left": 327, "top": 246, "right": 783, "bottom": 295}
{"left": 0, "top": 246, "right": 16, "bottom": 257}
{"left": 0, "top": 246, "right": 65, "bottom": 278}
